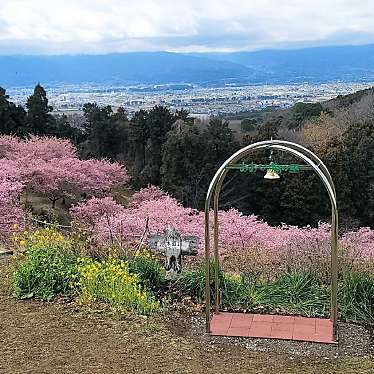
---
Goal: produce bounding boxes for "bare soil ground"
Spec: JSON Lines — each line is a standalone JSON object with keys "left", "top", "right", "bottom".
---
{"left": 1, "top": 257, "right": 373, "bottom": 374}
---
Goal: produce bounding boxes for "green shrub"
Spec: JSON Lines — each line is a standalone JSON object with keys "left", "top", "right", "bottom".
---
{"left": 226, "top": 274, "right": 268, "bottom": 310}
{"left": 340, "top": 271, "right": 374, "bottom": 323}
{"left": 264, "top": 271, "right": 329, "bottom": 317}
{"left": 175, "top": 262, "right": 226, "bottom": 302}
{"left": 76, "top": 257, "right": 160, "bottom": 315}
{"left": 174, "top": 263, "right": 261, "bottom": 308}
{"left": 12, "top": 229, "right": 76, "bottom": 300}
{"left": 127, "top": 252, "right": 166, "bottom": 291}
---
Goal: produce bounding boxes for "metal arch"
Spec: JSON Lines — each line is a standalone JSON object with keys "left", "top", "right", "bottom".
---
{"left": 210, "top": 141, "right": 337, "bottom": 315}
{"left": 204, "top": 140, "right": 339, "bottom": 341}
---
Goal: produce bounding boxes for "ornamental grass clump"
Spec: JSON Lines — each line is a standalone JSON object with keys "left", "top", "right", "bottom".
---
{"left": 76, "top": 257, "right": 160, "bottom": 315}
{"left": 339, "top": 271, "right": 374, "bottom": 323}
{"left": 263, "top": 271, "right": 329, "bottom": 317}
{"left": 12, "top": 227, "right": 77, "bottom": 300}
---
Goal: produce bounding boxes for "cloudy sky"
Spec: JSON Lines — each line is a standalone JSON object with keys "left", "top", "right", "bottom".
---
{"left": 1, "top": 0, "right": 374, "bottom": 55}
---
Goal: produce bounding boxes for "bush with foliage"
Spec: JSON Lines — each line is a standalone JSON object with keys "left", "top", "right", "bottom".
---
{"left": 9, "top": 224, "right": 373, "bottom": 323}
{"left": 76, "top": 257, "right": 160, "bottom": 315}
{"left": 127, "top": 249, "right": 166, "bottom": 291}
{"left": 339, "top": 271, "right": 374, "bottom": 323}
{"left": 262, "top": 271, "right": 329, "bottom": 317}
{"left": 12, "top": 227, "right": 77, "bottom": 300}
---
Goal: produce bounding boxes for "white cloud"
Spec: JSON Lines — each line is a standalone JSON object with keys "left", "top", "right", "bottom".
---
{"left": 0, "top": 0, "right": 374, "bottom": 54}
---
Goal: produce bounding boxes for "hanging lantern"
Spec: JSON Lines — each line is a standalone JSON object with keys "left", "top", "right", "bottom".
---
{"left": 264, "top": 140, "right": 280, "bottom": 179}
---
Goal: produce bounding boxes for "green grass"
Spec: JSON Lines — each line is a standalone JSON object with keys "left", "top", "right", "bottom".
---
{"left": 339, "top": 271, "right": 374, "bottom": 323}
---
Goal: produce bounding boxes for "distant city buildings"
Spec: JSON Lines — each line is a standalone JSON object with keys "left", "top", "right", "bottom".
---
{"left": 7, "top": 82, "right": 374, "bottom": 117}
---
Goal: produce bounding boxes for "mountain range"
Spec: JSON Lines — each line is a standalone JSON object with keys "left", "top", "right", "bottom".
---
{"left": 1, "top": 44, "right": 374, "bottom": 87}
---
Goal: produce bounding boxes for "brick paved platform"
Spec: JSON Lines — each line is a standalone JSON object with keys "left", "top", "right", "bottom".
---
{"left": 210, "top": 312, "right": 336, "bottom": 344}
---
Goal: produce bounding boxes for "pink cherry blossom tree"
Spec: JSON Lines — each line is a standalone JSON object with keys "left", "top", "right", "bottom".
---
{"left": 128, "top": 185, "right": 168, "bottom": 207}
{"left": 71, "top": 185, "right": 374, "bottom": 263}
{"left": 70, "top": 196, "right": 125, "bottom": 231}
{"left": 0, "top": 159, "right": 24, "bottom": 241}
{"left": 0, "top": 135, "right": 130, "bottom": 208}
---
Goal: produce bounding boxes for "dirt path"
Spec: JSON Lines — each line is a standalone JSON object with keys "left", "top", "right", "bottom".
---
{"left": 1, "top": 258, "right": 373, "bottom": 374}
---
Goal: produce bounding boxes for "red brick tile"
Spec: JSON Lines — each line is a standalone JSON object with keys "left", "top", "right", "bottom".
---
{"left": 317, "top": 326, "right": 333, "bottom": 335}
{"left": 220, "top": 312, "right": 237, "bottom": 318}
{"left": 230, "top": 315, "right": 253, "bottom": 328}
{"left": 252, "top": 314, "right": 274, "bottom": 322}
{"left": 211, "top": 325, "right": 230, "bottom": 333}
{"left": 312, "top": 334, "right": 335, "bottom": 344}
{"left": 211, "top": 324, "right": 230, "bottom": 333}
{"left": 211, "top": 328, "right": 230, "bottom": 336}
{"left": 211, "top": 313, "right": 233, "bottom": 327}
{"left": 315, "top": 318, "right": 333, "bottom": 328}
{"left": 271, "top": 322, "right": 294, "bottom": 332}
{"left": 214, "top": 312, "right": 235, "bottom": 321}
{"left": 315, "top": 327, "right": 333, "bottom": 339}
{"left": 211, "top": 315, "right": 231, "bottom": 324}
{"left": 273, "top": 315, "right": 295, "bottom": 323}
{"left": 294, "top": 316, "right": 316, "bottom": 326}
{"left": 292, "top": 326, "right": 315, "bottom": 340}
{"left": 293, "top": 325, "right": 316, "bottom": 336}
{"left": 210, "top": 317, "right": 229, "bottom": 324}
{"left": 233, "top": 313, "right": 254, "bottom": 320}
{"left": 249, "top": 322, "right": 273, "bottom": 338}
{"left": 226, "top": 327, "right": 250, "bottom": 337}
{"left": 210, "top": 313, "right": 336, "bottom": 343}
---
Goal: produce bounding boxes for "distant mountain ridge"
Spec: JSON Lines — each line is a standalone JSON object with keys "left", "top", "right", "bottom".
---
{"left": 1, "top": 44, "right": 374, "bottom": 87}
{"left": 0, "top": 52, "right": 253, "bottom": 87}
{"left": 196, "top": 44, "right": 374, "bottom": 83}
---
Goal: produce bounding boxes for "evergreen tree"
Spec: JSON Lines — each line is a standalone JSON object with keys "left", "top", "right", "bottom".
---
{"left": 127, "top": 110, "right": 149, "bottom": 187}
{"left": 25, "top": 84, "right": 55, "bottom": 135}
{"left": 340, "top": 122, "right": 374, "bottom": 227}
{"left": 111, "top": 107, "right": 129, "bottom": 161}
{"left": 82, "top": 103, "right": 129, "bottom": 159}
{"left": 161, "top": 121, "right": 207, "bottom": 206}
{"left": 54, "top": 114, "right": 85, "bottom": 145}
{"left": 143, "top": 105, "right": 176, "bottom": 185}
{"left": 288, "top": 102, "right": 323, "bottom": 129}
{"left": 0, "top": 87, "right": 27, "bottom": 136}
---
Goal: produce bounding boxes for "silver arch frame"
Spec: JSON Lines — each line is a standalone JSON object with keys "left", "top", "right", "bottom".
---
{"left": 204, "top": 140, "right": 339, "bottom": 341}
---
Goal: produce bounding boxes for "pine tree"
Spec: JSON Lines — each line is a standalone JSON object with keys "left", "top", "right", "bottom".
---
{"left": 161, "top": 121, "right": 206, "bottom": 206}
{"left": 0, "top": 87, "right": 27, "bottom": 136}
{"left": 25, "top": 84, "right": 55, "bottom": 135}
{"left": 144, "top": 105, "right": 176, "bottom": 185}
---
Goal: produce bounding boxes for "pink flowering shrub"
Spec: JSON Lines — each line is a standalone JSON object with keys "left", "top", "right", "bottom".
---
{"left": 0, "top": 160, "right": 25, "bottom": 241}
{"left": 92, "top": 194, "right": 202, "bottom": 246}
{"left": 128, "top": 185, "right": 168, "bottom": 207}
{"left": 13, "top": 136, "right": 77, "bottom": 161}
{"left": 71, "top": 186, "right": 374, "bottom": 272}
{"left": 341, "top": 227, "right": 374, "bottom": 261}
{"left": 0, "top": 136, "right": 20, "bottom": 158}
{"left": 70, "top": 197, "right": 125, "bottom": 231}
